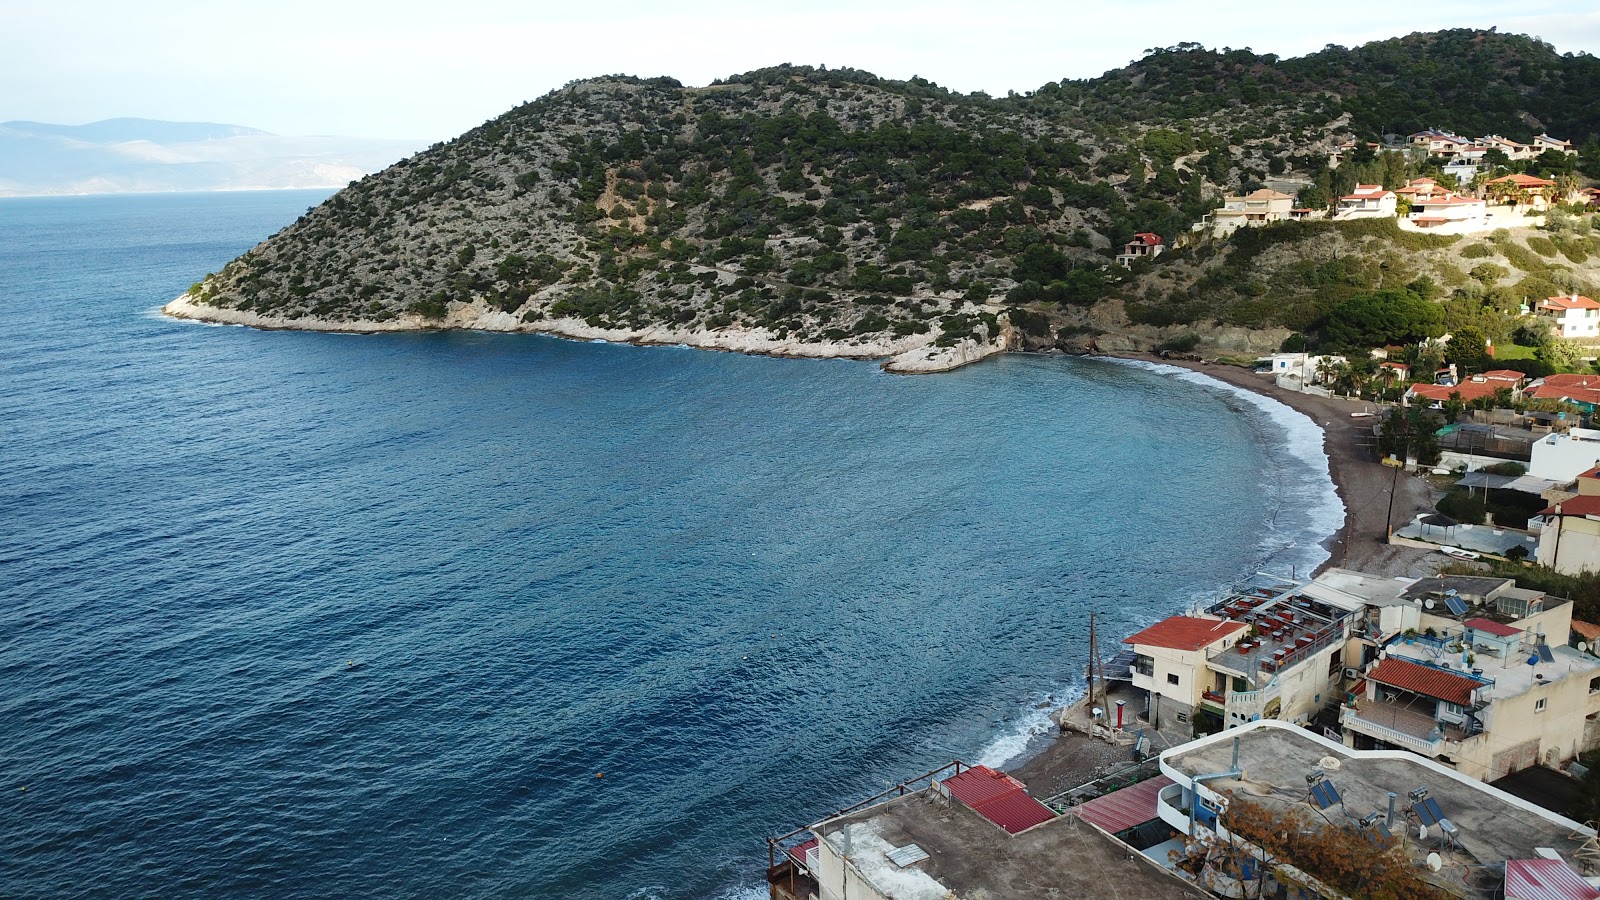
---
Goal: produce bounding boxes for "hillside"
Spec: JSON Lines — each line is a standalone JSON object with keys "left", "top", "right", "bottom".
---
{"left": 171, "top": 30, "right": 1600, "bottom": 369}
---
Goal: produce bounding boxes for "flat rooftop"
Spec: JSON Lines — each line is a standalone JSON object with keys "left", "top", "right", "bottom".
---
{"left": 1164, "top": 724, "right": 1592, "bottom": 895}
{"left": 817, "top": 789, "right": 1205, "bottom": 900}
{"left": 1303, "top": 567, "right": 1415, "bottom": 608}
{"left": 1386, "top": 640, "right": 1600, "bottom": 702}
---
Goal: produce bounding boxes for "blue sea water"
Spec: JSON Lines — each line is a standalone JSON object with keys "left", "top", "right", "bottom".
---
{"left": 0, "top": 191, "right": 1339, "bottom": 898}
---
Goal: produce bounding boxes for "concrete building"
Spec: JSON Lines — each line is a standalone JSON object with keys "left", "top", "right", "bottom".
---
{"left": 1534, "top": 134, "right": 1577, "bottom": 156}
{"left": 1535, "top": 294, "right": 1600, "bottom": 341}
{"left": 1336, "top": 184, "right": 1397, "bottom": 219}
{"left": 1116, "top": 232, "right": 1164, "bottom": 268}
{"left": 1406, "top": 193, "right": 1488, "bottom": 232}
{"left": 1338, "top": 575, "right": 1600, "bottom": 781}
{"left": 1158, "top": 720, "right": 1596, "bottom": 899}
{"left": 1202, "top": 188, "right": 1294, "bottom": 234}
{"left": 1409, "top": 129, "right": 1472, "bottom": 158}
{"left": 1122, "top": 577, "right": 1355, "bottom": 733}
{"left": 1530, "top": 428, "right": 1600, "bottom": 482}
{"left": 782, "top": 763, "right": 1206, "bottom": 900}
{"left": 1533, "top": 470, "right": 1600, "bottom": 575}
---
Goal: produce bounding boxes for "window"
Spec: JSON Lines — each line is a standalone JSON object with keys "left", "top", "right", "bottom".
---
{"left": 1535, "top": 698, "right": 1548, "bottom": 713}
{"left": 1167, "top": 673, "right": 1181, "bottom": 686}
{"left": 1590, "top": 676, "right": 1600, "bottom": 694}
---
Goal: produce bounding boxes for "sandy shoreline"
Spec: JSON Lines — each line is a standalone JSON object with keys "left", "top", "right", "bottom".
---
{"left": 1104, "top": 352, "right": 1440, "bottom": 579}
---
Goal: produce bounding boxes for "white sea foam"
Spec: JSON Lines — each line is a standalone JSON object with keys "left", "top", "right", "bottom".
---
{"left": 1097, "top": 357, "right": 1342, "bottom": 578}
{"left": 973, "top": 685, "right": 1081, "bottom": 769}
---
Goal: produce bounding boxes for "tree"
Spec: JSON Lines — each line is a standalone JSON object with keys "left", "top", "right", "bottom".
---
{"left": 1536, "top": 338, "right": 1583, "bottom": 372}
{"left": 1445, "top": 325, "right": 1489, "bottom": 373}
{"left": 1321, "top": 290, "right": 1445, "bottom": 349}
{"left": 1173, "top": 794, "right": 1453, "bottom": 900}
{"left": 1379, "top": 406, "right": 1442, "bottom": 466}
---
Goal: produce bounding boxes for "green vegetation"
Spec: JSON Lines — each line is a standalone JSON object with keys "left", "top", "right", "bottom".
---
{"left": 186, "top": 29, "right": 1600, "bottom": 354}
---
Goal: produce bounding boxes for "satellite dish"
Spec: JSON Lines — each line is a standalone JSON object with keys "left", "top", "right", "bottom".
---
{"left": 1425, "top": 599, "right": 1436, "bottom": 610}
{"left": 1427, "top": 852, "right": 1443, "bottom": 872}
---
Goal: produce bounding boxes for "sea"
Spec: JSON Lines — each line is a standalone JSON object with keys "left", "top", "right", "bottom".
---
{"left": 0, "top": 190, "right": 1341, "bottom": 898}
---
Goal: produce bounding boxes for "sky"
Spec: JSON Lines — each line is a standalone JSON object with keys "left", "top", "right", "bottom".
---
{"left": 4, "top": 0, "right": 1600, "bottom": 142}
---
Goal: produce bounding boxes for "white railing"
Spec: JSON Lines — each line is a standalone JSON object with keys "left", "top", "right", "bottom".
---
{"left": 1339, "top": 707, "right": 1442, "bottom": 756}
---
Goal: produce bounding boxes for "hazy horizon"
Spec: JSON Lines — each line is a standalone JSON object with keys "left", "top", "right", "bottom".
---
{"left": 4, "top": 1, "right": 1599, "bottom": 142}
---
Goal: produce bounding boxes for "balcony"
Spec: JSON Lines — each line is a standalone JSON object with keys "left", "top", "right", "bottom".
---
{"left": 1340, "top": 697, "right": 1483, "bottom": 757}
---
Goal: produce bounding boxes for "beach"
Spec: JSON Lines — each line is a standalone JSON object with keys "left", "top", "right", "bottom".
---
{"left": 1007, "top": 351, "right": 1443, "bottom": 795}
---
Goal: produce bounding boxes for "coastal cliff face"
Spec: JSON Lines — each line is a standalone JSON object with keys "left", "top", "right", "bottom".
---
{"left": 171, "top": 31, "right": 1600, "bottom": 367}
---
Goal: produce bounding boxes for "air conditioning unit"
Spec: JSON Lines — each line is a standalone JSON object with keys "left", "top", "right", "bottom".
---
{"left": 1343, "top": 667, "right": 1362, "bottom": 680}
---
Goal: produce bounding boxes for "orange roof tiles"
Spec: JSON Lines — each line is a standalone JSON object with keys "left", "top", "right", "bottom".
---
{"left": 1407, "top": 381, "right": 1500, "bottom": 402}
{"left": 1490, "top": 173, "right": 1556, "bottom": 188}
{"left": 1572, "top": 620, "right": 1600, "bottom": 643}
{"left": 941, "top": 765, "right": 1056, "bottom": 834}
{"left": 1538, "top": 496, "right": 1600, "bottom": 518}
{"left": 1123, "top": 616, "right": 1246, "bottom": 651}
{"left": 1540, "top": 295, "right": 1600, "bottom": 311}
{"left": 1369, "top": 657, "right": 1482, "bottom": 705}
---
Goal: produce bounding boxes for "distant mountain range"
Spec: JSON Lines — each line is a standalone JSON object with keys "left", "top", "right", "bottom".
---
{"left": 0, "top": 118, "right": 423, "bottom": 197}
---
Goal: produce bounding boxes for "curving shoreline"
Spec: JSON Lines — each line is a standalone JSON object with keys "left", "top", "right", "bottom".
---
{"left": 1106, "top": 353, "right": 1441, "bottom": 579}
{"left": 160, "top": 294, "right": 1009, "bottom": 374}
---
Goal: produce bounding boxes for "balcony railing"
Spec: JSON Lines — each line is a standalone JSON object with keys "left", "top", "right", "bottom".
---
{"left": 1339, "top": 705, "right": 1448, "bottom": 756}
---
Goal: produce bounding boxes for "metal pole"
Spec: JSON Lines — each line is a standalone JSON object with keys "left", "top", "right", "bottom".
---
{"left": 1384, "top": 458, "right": 1400, "bottom": 539}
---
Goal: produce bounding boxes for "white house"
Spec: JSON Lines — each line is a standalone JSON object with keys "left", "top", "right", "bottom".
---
{"left": 1408, "top": 129, "right": 1471, "bottom": 157}
{"left": 1335, "top": 184, "right": 1396, "bottom": 219}
{"left": 1203, "top": 189, "right": 1295, "bottom": 234}
{"left": 1529, "top": 429, "right": 1600, "bottom": 483}
{"left": 1406, "top": 193, "right": 1488, "bottom": 231}
{"left": 1533, "top": 133, "right": 1576, "bottom": 156}
{"left": 1115, "top": 232, "right": 1164, "bottom": 268}
{"left": 1535, "top": 294, "right": 1600, "bottom": 340}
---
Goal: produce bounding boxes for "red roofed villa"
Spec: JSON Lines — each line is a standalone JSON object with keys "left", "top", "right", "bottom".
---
{"left": 1536, "top": 294, "right": 1600, "bottom": 340}
{"left": 1489, "top": 172, "right": 1559, "bottom": 209}
{"left": 1116, "top": 232, "right": 1164, "bottom": 269}
{"left": 1336, "top": 184, "right": 1397, "bottom": 219}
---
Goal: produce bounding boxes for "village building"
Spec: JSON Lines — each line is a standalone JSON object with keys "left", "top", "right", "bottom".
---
{"left": 1526, "top": 373, "right": 1600, "bottom": 415}
{"left": 1404, "top": 371, "right": 1522, "bottom": 408}
{"left": 1159, "top": 720, "right": 1596, "bottom": 899}
{"left": 1121, "top": 578, "right": 1356, "bottom": 734}
{"left": 1532, "top": 468, "right": 1600, "bottom": 575}
{"left": 1488, "top": 173, "right": 1559, "bottom": 209}
{"left": 1116, "top": 232, "right": 1164, "bottom": 268}
{"left": 1534, "top": 133, "right": 1577, "bottom": 156}
{"left": 1409, "top": 129, "right": 1472, "bottom": 158}
{"left": 775, "top": 762, "right": 1206, "bottom": 900}
{"left": 1263, "top": 352, "right": 1344, "bottom": 390}
{"left": 1394, "top": 176, "right": 1444, "bottom": 201}
{"left": 1442, "top": 158, "right": 1482, "bottom": 185}
{"left": 1335, "top": 183, "right": 1397, "bottom": 219}
{"left": 1202, "top": 188, "right": 1295, "bottom": 234}
{"left": 1407, "top": 193, "right": 1488, "bottom": 231}
{"left": 1476, "top": 134, "right": 1535, "bottom": 161}
{"left": 1534, "top": 294, "right": 1600, "bottom": 340}
{"left": 1530, "top": 431, "right": 1600, "bottom": 483}
{"left": 1338, "top": 574, "right": 1600, "bottom": 780}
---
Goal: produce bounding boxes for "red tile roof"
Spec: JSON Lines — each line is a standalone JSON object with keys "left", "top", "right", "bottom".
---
{"left": 1538, "top": 495, "right": 1600, "bottom": 518}
{"left": 1369, "top": 657, "right": 1482, "bottom": 705}
{"left": 1066, "top": 775, "right": 1173, "bottom": 834}
{"left": 1491, "top": 173, "right": 1557, "bottom": 188}
{"left": 1407, "top": 380, "right": 1500, "bottom": 402}
{"left": 1123, "top": 616, "right": 1246, "bottom": 651}
{"left": 1463, "top": 617, "right": 1522, "bottom": 638}
{"left": 1130, "top": 232, "right": 1163, "bottom": 245}
{"left": 1528, "top": 374, "right": 1600, "bottom": 406}
{"left": 1541, "top": 295, "right": 1600, "bottom": 311}
{"left": 1572, "top": 620, "right": 1600, "bottom": 643}
{"left": 941, "top": 765, "right": 1056, "bottom": 834}
{"left": 1504, "top": 857, "right": 1600, "bottom": 900}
